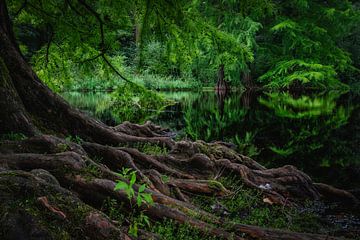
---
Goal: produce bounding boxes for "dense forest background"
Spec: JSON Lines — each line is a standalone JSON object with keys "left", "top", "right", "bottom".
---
{"left": 8, "top": 0, "right": 360, "bottom": 92}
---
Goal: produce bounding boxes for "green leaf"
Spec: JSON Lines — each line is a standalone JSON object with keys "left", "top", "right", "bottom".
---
{"left": 142, "top": 215, "right": 150, "bottom": 227}
{"left": 142, "top": 193, "right": 153, "bottom": 205}
{"left": 128, "top": 223, "right": 138, "bottom": 237}
{"left": 130, "top": 173, "right": 137, "bottom": 185}
{"left": 136, "top": 195, "right": 143, "bottom": 207}
{"left": 138, "top": 184, "right": 146, "bottom": 193}
{"left": 129, "top": 188, "right": 135, "bottom": 198}
{"left": 114, "top": 181, "right": 128, "bottom": 191}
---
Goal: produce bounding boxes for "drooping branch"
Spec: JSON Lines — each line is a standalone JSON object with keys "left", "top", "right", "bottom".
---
{"left": 45, "top": 25, "right": 54, "bottom": 66}
{"left": 76, "top": 0, "right": 135, "bottom": 85}
{"left": 14, "top": 0, "right": 28, "bottom": 16}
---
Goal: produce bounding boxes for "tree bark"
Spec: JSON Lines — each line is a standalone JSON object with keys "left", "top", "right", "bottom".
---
{"left": 0, "top": 57, "right": 37, "bottom": 135}
{"left": 215, "top": 64, "right": 228, "bottom": 91}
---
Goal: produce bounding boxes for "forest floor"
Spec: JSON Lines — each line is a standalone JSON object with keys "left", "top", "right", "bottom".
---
{"left": 1, "top": 125, "right": 359, "bottom": 240}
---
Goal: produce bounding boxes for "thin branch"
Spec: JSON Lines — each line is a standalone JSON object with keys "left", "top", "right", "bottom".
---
{"left": 77, "top": 0, "right": 105, "bottom": 50}
{"left": 75, "top": 52, "right": 103, "bottom": 64}
{"left": 64, "top": 0, "right": 83, "bottom": 16}
{"left": 77, "top": 0, "right": 134, "bottom": 85}
{"left": 26, "top": 2, "right": 88, "bottom": 35}
{"left": 102, "top": 54, "right": 134, "bottom": 85}
{"left": 14, "top": 0, "right": 27, "bottom": 16}
{"left": 45, "top": 26, "right": 54, "bottom": 66}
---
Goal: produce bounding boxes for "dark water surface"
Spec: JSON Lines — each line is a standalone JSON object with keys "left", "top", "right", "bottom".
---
{"left": 62, "top": 90, "right": 360, "bottom": 188}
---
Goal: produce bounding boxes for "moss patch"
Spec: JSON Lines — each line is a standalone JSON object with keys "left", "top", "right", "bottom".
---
{"left": 192, "top": 174, "right": 334, "bottom": 234}
{"left": 151, "top": 219, "right": 219, "bottom": 240}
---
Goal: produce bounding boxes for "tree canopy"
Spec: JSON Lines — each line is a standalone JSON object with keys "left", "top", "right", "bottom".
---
{"left": 6, "top": 0, "right": 359, "bottom": 90}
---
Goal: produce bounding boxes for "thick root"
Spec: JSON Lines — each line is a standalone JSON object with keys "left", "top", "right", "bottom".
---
{"left": 1, "top": 134, "right": 358, "bottom": 239}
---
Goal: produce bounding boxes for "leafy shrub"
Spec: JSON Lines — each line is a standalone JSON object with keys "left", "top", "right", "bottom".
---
{"left": 96, "top": 83, "right": 171, "bottom": 124}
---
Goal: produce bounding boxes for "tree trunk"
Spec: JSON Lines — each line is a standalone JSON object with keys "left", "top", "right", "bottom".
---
{"left": 0, "top": 57, "right": 37, "bottom": 135}
{"left": 215, "top": 64, "right": 228, "bottom": 91}
{"left": 242, "top": 70, "right": 256, "bottom": 89}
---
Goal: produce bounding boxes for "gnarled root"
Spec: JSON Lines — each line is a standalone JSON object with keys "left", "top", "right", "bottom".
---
{"left": 1, "top": 133, "right": 357, "bottom": 239}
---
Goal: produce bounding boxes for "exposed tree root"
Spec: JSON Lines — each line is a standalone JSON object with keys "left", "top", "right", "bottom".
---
{"left": 0, "top": 134, "right": 357, "bottom": 239}
{"left": 0, "top": 170, "right": 128, "bottom": 240}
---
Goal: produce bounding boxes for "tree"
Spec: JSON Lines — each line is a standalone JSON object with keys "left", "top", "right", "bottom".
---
{"left": 0, "top": 0, "right": 358, "bottom": 239}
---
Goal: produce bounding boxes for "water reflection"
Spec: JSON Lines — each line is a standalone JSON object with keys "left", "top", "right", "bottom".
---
{"left": 62, "top": 90, "right": 360, "bottom": 188}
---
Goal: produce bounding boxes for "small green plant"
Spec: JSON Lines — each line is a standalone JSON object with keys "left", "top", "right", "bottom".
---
{"left": 56, "top": 143, "right": 70, "bottom": 152}
{"left": 114, "top": 168, "right": 154, "bottom": 237}
{"left": 128, "top": 212, "right": 151, "bottom": 237}
{"left": 161, "top": 175, "right": 170, "bottom": 183}
{"left": 65, "top": 135, "right": 83, "bottom": 144}
{"left": 101, "top": 198, "right": 126, "bottom": 224}
{"left": 114, "top": 168, "right": 153, "bottom": 207}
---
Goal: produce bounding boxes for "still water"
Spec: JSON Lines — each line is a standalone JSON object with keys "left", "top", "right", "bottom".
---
{"left": 62, "top": 90, "right": 360, "bottom": 188}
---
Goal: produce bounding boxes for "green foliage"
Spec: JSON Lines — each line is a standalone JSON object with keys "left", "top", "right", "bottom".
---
{"left": 255, "top": 0, "right": 360, "bottom": 89}
{"left": 259, "top": 60, "right": 348, "bottom": 89}
{"left": 65, "top": 135, "right": 84, "bottom": 144}
{"left": 101, "top": 198, "right": 126, "bottom": 224}
{"left": 114, "top": 167, "right": 153, "bottom": 237}
{"left": 128, "top": 212, "right": 151, "bottom": 237}
{"left": 8, "top": 0, "right": 360, "bottom": 90}
{"left": 114, "top": 168, "right": 153, "bottom": 207}
{"left": 32, "top": 45, "right": 126, "bottom": 92}
{"left": 132, "top": 72, "right": 202, "bottom": 90}
{"left": 234, "top": 132, "right": 260, "bottom": 158}
{"left": 96, "top": 83, "right": 171, "bottom": 124}
{"left": 0, "top": 132, "right": 27, "bottom": 141}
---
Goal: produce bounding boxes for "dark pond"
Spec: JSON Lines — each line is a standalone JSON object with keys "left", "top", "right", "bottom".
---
{"left": 62, "top": 90, "right": 360, "bottom": 189}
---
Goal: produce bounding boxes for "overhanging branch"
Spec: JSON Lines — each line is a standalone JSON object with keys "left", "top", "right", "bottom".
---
{"left": 77, "top": 0, "right": 134, "bottom": 84}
